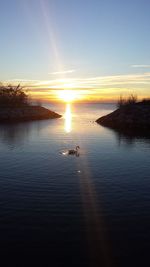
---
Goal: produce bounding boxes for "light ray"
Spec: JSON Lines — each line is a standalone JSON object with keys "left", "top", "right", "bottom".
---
{"left": 39, "top": 0, "right": 64, "bottom": 76}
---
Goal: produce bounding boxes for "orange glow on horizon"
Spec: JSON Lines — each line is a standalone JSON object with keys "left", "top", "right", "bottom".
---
{"left": 29, "top": 88, "right": 150, "bottom": 103}
{"left": 4, "top": 70, "right": 150, "bottom": 103}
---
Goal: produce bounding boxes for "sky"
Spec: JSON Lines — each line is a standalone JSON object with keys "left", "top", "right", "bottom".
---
{"left": 0, "top": 0, "right": 150, "bottom": 102}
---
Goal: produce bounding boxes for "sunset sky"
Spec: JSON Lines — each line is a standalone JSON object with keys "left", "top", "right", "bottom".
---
{"left": 0, "top": 0, "right": 150, "bottom": 102}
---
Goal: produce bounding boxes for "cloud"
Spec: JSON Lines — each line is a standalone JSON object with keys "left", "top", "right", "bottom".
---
{"left": 11, "top": 79, "right": 39, "bottom": 82}
{"left": 5, "top": 72, "right": 150, "bottom": 101}
{"left": 6, "top": 73, "right": 150, "bottom": 89}
{"left": 131, "top": 65, "right": 150, "bottom": 68}
{"left": 49, "top": 69, "right": 76, "bottom": 75}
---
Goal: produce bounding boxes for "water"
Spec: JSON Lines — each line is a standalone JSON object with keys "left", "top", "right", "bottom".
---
{"left": 0, "top": 103, "right": 150, "bottom": 266}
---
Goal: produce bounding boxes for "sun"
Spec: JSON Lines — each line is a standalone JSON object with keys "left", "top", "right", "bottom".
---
{"left": 58, "top": 89, "right": 77, "bottom": 102}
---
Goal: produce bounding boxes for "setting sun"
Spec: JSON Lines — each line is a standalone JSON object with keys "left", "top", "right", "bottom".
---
{"left": 58, "top": 90, "right": 77, "bottom": 102}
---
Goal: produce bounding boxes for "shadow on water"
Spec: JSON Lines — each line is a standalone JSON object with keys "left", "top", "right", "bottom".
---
{"left": 106, "top": 126, "right": 150, "bottom": 146}
{"left": 0, "top": 120, "right": 50, "bottom": 147}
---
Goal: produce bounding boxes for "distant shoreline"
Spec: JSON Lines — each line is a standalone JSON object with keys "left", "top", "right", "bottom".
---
{"left": 0, "top": 106, "right": 62, "bottom": 123}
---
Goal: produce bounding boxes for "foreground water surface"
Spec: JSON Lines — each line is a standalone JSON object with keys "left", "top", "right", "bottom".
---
{"left": 0, "top": 103, "right": 150, "bottom": 266}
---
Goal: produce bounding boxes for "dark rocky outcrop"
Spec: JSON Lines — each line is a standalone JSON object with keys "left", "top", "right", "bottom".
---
{"left": 96, "top": 102, "right": 150, "bottom": 130}
{"left": 0, "top": 106, "right": 61, "bottom": 122}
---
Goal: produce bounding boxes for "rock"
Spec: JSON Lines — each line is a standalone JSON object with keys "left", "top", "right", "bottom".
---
{"left": 96, "top": 102, "right": 150, "bottom": 130}
{"left": 0, "top": 106, "right": 61, "bottom": 122}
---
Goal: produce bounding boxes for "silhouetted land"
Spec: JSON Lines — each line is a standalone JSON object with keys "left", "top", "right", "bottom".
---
{"left": 0, "top": 84, "right": 61, "bottom": 122}
{"left": 96, "top": 100, "right": 150, "bottom": 131}
{"left": 0, "top": 106, "right": 61, "bottom": 122}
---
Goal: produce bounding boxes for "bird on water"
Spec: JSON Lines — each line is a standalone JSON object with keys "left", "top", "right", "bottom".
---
{"left": 68, "top": 146, "right": 80, "bottom": 155}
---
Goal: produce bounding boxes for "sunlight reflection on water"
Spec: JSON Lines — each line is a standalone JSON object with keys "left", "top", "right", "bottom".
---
{"left": 1, "top": 103, "right": 150, "bottom": 266}
{"left": 65, "top": 103, "right": 72, "bottom": 133}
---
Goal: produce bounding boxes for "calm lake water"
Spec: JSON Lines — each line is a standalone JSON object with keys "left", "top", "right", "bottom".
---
{"left": 0, "top": 103, "right": 150, "bottom": 266}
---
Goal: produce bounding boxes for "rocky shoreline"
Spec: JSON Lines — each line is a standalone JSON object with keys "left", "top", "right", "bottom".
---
{"left": 96, "top": 102, "right": 150, "bottom": 130}
{"left": 0, "top": 106, "right": 61, "bottom": 122}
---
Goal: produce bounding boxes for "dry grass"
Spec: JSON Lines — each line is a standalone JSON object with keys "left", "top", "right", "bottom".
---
{"left": 117, "top": 94, "right": 138, "bottom": 108}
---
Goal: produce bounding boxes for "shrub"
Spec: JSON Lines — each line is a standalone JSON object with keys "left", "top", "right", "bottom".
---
{"left": 0, "top": 84, "right": 29, "bottom": 107}
{"left": 117, "top": 94, "right": 137, "bottom": 108}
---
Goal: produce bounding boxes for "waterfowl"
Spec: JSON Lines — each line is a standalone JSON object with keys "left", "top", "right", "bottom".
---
{"left": 68, "top": 146, "right": 80, "bottom": 155}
